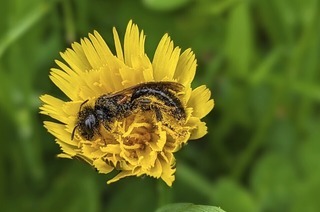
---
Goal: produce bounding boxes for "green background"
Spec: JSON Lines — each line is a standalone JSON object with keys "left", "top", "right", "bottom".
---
{"left": 1, "top": 0, "right": 320, "bottom": 211}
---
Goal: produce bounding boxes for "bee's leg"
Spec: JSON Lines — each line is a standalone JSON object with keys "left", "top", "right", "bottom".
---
{"left": 131, "top": 97, "right": 163, "bottom": 121}
{"left": 95, "top": 125, "right": 107, "bottom": 145}
{"left": 131, "top": 97, "right": 152, "bottom": 111}
{"left": 117, "top": 95, "right": 129, "bottom": 104}
{"left": 151, "top": 105, "right": 163, "bottom": 121}
{"left": 102, "top": 122, "right": 111, "bottom": 131}
{"left": 117, "top": 100, "right": 132, "bottom": 118}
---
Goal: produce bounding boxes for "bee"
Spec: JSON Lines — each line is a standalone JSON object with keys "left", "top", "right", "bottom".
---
{"left": 71, "top": 81, "right": 186, "bottom": 140}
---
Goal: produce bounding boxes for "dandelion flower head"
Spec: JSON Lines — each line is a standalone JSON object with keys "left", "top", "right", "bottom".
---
{"left": 40, "top": 21, "right": 214, "bottom": 186}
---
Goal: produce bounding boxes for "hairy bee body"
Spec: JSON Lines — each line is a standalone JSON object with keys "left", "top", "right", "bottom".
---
{"left": 130, "top": 85, "right": 185, "bottom": 121}
{"left": 95, "top": 94, "right": 131, "bottom": 123}
{"left": 72, "top": 82, "right": 186, "bottom": 140}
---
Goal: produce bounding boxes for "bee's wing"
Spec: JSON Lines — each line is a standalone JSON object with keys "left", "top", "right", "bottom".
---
{"left": 106, "top": 86, "right": 136, "bottom": 98}
{"left": 107, "top": 81, "right": 184, "bottom": 98}
{"left": 147, "top": 81, "right": 184, "bottom": 93}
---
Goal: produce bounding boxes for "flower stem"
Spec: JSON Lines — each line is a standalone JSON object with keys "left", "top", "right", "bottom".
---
{"left": 157, "top": 181, "right": 172, "bottom": 207}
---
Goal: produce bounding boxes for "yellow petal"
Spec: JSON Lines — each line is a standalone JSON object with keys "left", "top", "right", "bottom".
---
{"left": 120, "top": 21, "right": 153, "bottom": 83}
{"left": 149, "top": 124, "right": 167, "bottom": 151}
{"left": 56, "top": 140, "right": 78, "bottom": 156}
{"left": 49, "top": 69, "right": 78, "bottom": 100}
{"left": 137, "top": 147, "right": 158, "bottom": 169}
{"left": 118, "top": 66, "right": 146, "bottom": 87}
{"left": 100, "top": 144, "right": 122, "bottom": 154}
{"left": 174, "top": 48, "right": 197, "bottom": 86}
{"left": 159, "top": 154, "right": 176, "bottom": 186}
{"left": 77, "top": 70, "right": 104, "bottom": 99}
{"left": 43, "top": 121, "right": 76, "bottom": 146}
{"left": 113, "top": 27, "right": 124, "bottom": 62}
{"left": 57, "top": 153, "right": 73, "bottom": 159}
{"left": 99, "top": 65, "right": 124, "bottom": 93}
{"left": 55, "top": 60, "right": 78, "bottom": 79}
{"left": 69, "top": 42, "right": 91, "bottom": 71}
{"left": 147, "top": 158, "right": 162, "bottom": 178}
{"left": 81, "top": 37, "right": 104, "bottom": 69}
{"left": 40, "top": 95, "right": 68, "bottom": 123}
{"left": 53, "top": 60, "right": 83, "bottom": 101}
{"left": 107, "top": 170, "right": 138, "bottom": 184}
{"left": 152, "top": 34, "right": 181, "bottom": 81}
{"left": 93, "top": 158, "right": 114, "bottom": 174}
{"left": 93, "top": 30, "right": 127, "bottom": 75}
{"left": 60, "top": 47, "right": 91, "bottom": 73}
{"left": 188, "top": 85, "right": 214, "bottom": 119}
{"left": 124, "top": 20, "right": 139, "bottom": 67}
{"left": 187, "top": 117, "right": 208, "bottom": 140}
{"left": 88, "top": 33, "right": 110, "bottom": 65}
{"left": 72, "top": 154, "right": 93, "bottom": 164}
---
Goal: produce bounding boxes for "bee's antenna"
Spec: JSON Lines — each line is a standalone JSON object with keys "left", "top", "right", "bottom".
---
{"left": 71, "top": 100, "right": 89, "bottom": 140}
{"left": 80, "top": 99, "right": 89, "bottom": 110}
{"left": 71, "top": 124, "right": 79, "bottom": 140}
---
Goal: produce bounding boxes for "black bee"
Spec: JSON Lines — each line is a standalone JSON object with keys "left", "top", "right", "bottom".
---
{"left": 71, "top": 81, "right": 186, "bottom": 141}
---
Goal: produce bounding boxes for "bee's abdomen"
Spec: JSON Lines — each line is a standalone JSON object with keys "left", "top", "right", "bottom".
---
{"left": 131, "top": 87, "right": 186, "bottom": 120}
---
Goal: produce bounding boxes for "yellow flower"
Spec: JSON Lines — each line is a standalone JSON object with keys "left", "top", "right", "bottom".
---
{"left": 40, "top": 20, "right": 214, "bottom": 186}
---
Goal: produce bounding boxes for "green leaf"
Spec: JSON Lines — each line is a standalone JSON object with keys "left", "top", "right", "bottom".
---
{"left": 156, "top": 203, "right": 225, "bottom": 212}
{"left": 142, "top": 0, "right": 191, "bottom": 11}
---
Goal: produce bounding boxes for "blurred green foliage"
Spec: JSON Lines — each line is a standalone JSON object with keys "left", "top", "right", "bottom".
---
{"left": 1, "top": 0, "right": 320, "bottom": 211}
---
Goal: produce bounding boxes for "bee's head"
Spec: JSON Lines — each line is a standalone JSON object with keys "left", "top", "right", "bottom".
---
{"left": 72, "top": 106, "right": 99, "bottom": 140}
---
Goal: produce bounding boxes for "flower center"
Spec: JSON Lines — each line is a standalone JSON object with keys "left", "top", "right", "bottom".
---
{"left": 86, "top": 109, "right": 190, "bottom": 170}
